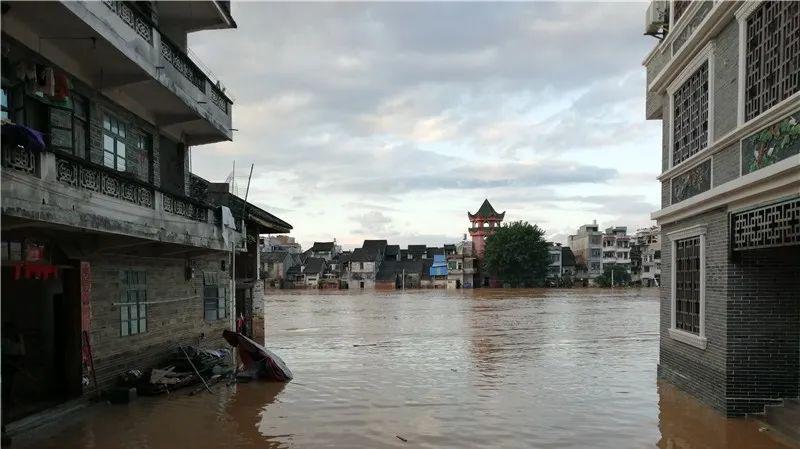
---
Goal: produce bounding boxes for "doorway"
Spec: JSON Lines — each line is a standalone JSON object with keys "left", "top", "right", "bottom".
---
{"left": 1, "top": 263, "right": 82, "bottom": 423}
{"left": 235, "top": 287, "right": 253, "bottom": 338}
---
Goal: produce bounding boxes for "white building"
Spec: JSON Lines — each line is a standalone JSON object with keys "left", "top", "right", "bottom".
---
{"left": 634, "top": 226, "right": 661, "bottom": 287}
{"left": 567, "top": 221, "right": 604, "bottom": 281}
{"left": 601, "top": 226, "right": 632, "bottom": 273}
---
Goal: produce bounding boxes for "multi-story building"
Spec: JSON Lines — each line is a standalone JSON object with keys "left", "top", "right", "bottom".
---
{"left": 643, "top": 0, "right": 799, "bottom": 417}
{"left": 632, "top": 226, "right": 661, "bottom": 287}
{"left": 0, "top": 0, "right": 291, "bottom": 425}
{"left": 260, "top": 235, "right": 301, "bottom": 254}
{"left": 601, "top": 226, "right": 632, "bottom": 272}
{"left": 348, "top": 247, "right": 379, "bottom": 289}
{"left": 546, "top": 242, "right": 563, "bottom": 281}
{"left": 446, "top": 240, "right": 476, "bottom": 289}
{"left": 567, "top": 221, "right": 604, "bottom": 281}
{"left": 308, "top": 241, "right": 338, "bottom": 261}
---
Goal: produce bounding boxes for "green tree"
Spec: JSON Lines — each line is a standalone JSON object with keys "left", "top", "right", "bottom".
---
{"left": 595, "top": 264, "right": 631, "bottom": 287}
{"left": 483, "top": 221, "right": 549, "bottom": 287}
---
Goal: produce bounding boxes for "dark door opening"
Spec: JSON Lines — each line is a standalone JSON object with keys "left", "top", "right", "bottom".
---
{"left": 235, "top": 287, "right": 253, "bottom": 338}
{"left": 1, "top": 264, "right": 81, "bottom": 423}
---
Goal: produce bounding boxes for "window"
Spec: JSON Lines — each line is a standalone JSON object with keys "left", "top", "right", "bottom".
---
{"left": 590, "top": 262, "right": 601, "bottom": 271}
{"left": 673, "top": 0, "right": 691, "bottom": 24}
{"left": 591, "top": 248, "right": 602, "bottom": 258}
{"left": 103, "top": 114, "right": 127, "bottom": 171}
{"left": 675, "top": 237, "right": 700, "bottom": 334}
{"left": 743, "top": 1, "right": 800, "bottom": 122}
{"left": 121, "top": 271, "right": 147, "bottom": 336}
{"left": 672, "top": 61, "right": 709, "bottom": 165}
{"left": 204, "top": 284, "right": 228, "bottom": 321}
{"left": 72, "top": 95, "right": 88, "bottom": 158}
{"left": 1, "top": 87, "right": 9, "bottom": 121}
{"left": 644, "top": 266, "right": 651, "bottom": 273}
{"left": 669, "top": 226, "right": 706, "bottom": 349}
{"left": 359, "top": 262, "right": 364, "bottom": 270}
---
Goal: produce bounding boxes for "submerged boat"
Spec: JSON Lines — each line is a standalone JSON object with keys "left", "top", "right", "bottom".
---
{"left": 222, "top": 330, "right": 293, "bottom": 382}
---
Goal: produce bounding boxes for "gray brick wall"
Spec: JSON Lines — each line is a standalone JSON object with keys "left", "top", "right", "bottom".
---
{"left": 661, "top": 181, "right": 671, "bottom": 209}
{"left": 659, "top": 207, "right": 729, "bottom": 413}
{"left": 712, "top": 143, "right": 739, "bottom": 187}
{"left": 713, "top": 19, "right": 739, "bottom": 139}
{"left": 89, "top": 254, "right": 231, "bottom": 391}
{"left": 726, "top": 246, "right": 800, "bottom": 415}
{"left": 662, "top": 101, "right": 670, "bottom": 172}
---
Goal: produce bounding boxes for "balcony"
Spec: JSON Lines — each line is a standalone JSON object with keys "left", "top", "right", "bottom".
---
{"left": 1, "top": 1, "right": 233, "bottom": 145}
{"left": 2, "top": 146, "right": 233, "bottom": 253}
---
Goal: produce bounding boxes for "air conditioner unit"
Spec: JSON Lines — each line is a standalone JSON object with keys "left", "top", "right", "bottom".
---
{"left": 645, "top": 0, "right": 669, "bottom": 36}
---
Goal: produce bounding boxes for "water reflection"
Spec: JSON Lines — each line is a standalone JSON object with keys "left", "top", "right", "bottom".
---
{"left": 11, "top": 289, "right": 794, "bottom": 449}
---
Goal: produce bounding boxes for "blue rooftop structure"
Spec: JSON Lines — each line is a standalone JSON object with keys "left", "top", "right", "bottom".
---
{"left": 429, "top": 254, "right": 448, "bottom": 277}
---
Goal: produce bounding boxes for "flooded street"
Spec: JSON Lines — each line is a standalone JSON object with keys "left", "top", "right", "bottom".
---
{"left": 15, "top": 289, "right": 793, "bottom": 449}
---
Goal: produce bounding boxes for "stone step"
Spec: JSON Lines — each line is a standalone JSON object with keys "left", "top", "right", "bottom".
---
{"left": 763, "top": 399, "right": 800, "bottom": 443}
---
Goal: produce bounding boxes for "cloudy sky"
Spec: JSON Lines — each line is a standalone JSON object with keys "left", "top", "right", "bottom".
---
{"left": 189, "top": 1, "right": 661, "bottom": 250}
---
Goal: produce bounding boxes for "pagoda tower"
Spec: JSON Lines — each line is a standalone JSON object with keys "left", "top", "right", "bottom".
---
{"left": 468, "top": 199, "right": 505, "bottom": 258}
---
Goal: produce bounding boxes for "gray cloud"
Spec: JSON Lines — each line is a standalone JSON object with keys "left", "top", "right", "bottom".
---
{"left": 186, "top": 2, "right": 658, "bottom": 243}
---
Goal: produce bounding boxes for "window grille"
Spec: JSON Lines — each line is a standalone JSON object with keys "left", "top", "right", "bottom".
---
{"left": 121, "top": 271, "right": 147, "bottom": 336}
{"left": 673, "top": 62, "right": 709, "bottom": 165}
{"left": 744, "top": 2, "right": 800, "bottom": 122}
{"left": 673, "top": 1, "right": 691, "bottom": 23}
{"left": 675, "top": 237, "right": 701, "bottom": 334}
{"left": 731, "top": 197, "right": 800, "bottom": 251}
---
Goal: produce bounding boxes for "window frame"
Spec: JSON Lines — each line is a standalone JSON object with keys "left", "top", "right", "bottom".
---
{"left": 120, "top": 270, "right": 147, "bottom": 337}
{"left": 203, "top": 283, "right": 228, "bottom": 321}
{"left": 667, "top": 42, "right": 716, "bottom": 170}
{"left": 1, "top": 86, "right": 10, "bottom": 121}
{"left": 736, "top": 0, "right": 800, "bottom": 126}
{"left": 667, "top": 225, "right": 707, "bottom": 349}
{"left": 102, "top": 112, "right": 127, "bottom": 172}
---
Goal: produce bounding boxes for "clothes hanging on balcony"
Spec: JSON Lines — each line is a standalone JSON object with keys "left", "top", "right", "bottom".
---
{"left": 1, "top": 123, "right": 45, "bottom": 152}
{"left": 52, "top": 71, "right": 71, "bottom": 103}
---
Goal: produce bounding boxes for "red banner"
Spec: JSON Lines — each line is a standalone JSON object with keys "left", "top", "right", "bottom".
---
{"left": 80, "top": 261, "right": 91, "bottom": 332}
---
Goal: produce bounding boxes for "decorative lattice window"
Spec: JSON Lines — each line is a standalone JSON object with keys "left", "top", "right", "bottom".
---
{"left": 673, "top": 1, "right": 691, "bottom": 23}
{"left": 674, "top": 237, "right": 701, "bottom": 335}
{"left": 732, "top": 197, "right": 800, "bottom": 251}
{"left": 744, "top": 1, "right": 800, "bottom": 122}
{"left": 672, "top": 62, "right": 709, "bottom": 165}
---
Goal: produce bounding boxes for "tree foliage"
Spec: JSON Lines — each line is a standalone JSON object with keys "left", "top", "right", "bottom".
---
{"left": 595, "top": 264, "right": 631, "bottom": 287}
{"left": 483, "top": 221, "right": 549, "bottom": 287}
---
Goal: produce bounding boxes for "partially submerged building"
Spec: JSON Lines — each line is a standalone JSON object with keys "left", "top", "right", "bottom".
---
{"left": 643, "top": 0, "right": 799, "bottom": 417}
{"left": 568, "top": 221, "right": 604, "bottom": 282}
{"left": 0, "top": 0, "right": 290, "bottom": 424}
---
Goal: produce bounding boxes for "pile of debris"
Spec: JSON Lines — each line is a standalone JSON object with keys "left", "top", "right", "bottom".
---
{"left": 116, "top": 346, "right": 231, "bottom": 397}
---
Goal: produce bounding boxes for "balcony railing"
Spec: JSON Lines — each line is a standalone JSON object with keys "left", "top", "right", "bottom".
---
{"left": 50, "top": 153, "right": 211, "bottom": 222}
{"left": 160, "top": 36, "right": 205, "bottom": 91}
{"left": 189, "top": 173, "right": 210, "bottom": 203}
{"left": 163, "top": 192, "right": 208, "bottom": 222}
{"left": 55, "top": 153, "right": 155, "bottom": 208}
{"left": 103, "top": 0, "right": 153, "bottom": 44}
{"left": 102, "top": 0, "right": 232, "bottom": 113}
{"left": 2, "top": 145, "right": 38, "bottom": 176}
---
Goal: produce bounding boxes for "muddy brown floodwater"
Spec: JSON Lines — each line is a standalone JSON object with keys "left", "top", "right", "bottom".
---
{"left": 14, "top": 289, "right": 795, "bottom": 449}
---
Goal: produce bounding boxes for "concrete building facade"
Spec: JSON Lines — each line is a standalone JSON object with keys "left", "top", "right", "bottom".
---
{"left": 643, "top": 0, "right": 799, "bottom": 417}
{"left": 0, "top": 0, "right": 291, "bottom": 427}
{"left": 568, "top": 222, "right": 604, "bottom": 281}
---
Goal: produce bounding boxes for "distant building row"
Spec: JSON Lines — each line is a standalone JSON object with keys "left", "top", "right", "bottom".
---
{"left": 567, "top": 222, "right": 661, "bottom": 286}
